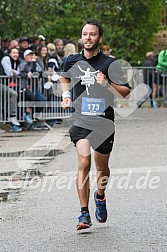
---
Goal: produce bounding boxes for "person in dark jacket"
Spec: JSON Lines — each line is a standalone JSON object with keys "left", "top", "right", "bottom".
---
{"left": 143, "top": 51, "right": 156, "bottom": 108}
{"left": 19, "top": 37, "right": 30, "bottom": 60}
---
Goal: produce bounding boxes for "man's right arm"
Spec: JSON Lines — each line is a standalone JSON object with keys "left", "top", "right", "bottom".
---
{"left": 59, "top": 76, "right": 71, "bottom": 109}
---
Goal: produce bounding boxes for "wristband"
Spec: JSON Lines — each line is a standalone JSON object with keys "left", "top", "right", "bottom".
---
{"left": 62, "top": 91, "right": 71, "bottom": 100}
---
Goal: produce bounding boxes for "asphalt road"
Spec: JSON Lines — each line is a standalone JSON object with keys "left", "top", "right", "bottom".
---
{"left": 0, "top": 108, "right": 167, "bottom": 252}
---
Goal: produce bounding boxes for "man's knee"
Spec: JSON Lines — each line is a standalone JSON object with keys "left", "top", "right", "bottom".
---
{"left": 78, "top": 156, "right": 91, "bottom": 173}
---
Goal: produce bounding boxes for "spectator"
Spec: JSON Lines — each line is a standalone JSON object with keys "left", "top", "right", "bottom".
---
{"left": 19, "top": 49, "right": 46, "bottom": 124}
{"left": 0, "top": 38, "right": 11, "bottom": 61}
{"left": 102, "top": 45, "right": 115, "bottom": 58}
{"left": 1, "top": 48, "right": 20, "bottom": 77}
{"left": 46, "top": 43, "right": 63, "bottom": 124}
{"left": 63, "top": 43, "right": 77, "bottom": 58}
{"left": 0, "top": 47, "right": 22, "bottom": 131}
{"left": 143, "top": 51, "right": 156, "bottom": 108}
{"left": 152, "top": 49, "right": 167, "bottom": 108}
{"left": 29, "top": 35, "right": 40, "bottom": 54}
{"left": 0, "top": 40, "right": 20, "bottom": 60}
{"left": 53, "top": 38, "right": 64, "bottom": 52}
{"left": 1, "top": 39, "right": 11, "bottom": 54}
{"left": 77, "top": 38, "right": 84, "bottom": 53}
{"left": 36, "top": 45, "right": 49, "bottom": 71}
{"left": 19, "top": 37, "right": 30, "bottom": 59}
{"left": 62, "top": 43, "right": 77, "bottom": 68}
{"left": 53, "top": 38, "right": 64, "bottom": 69}
{"left": 47, "top": 43, "right": 55, "bottom": 57}
{"left": 9, "top": 40, "right": 20, "bottom": 50}
{"left": 36, "top": 45, "right": 51, "bottom": 118}
{"left": 47, "top": 43, "right": 60, "bottom": 72}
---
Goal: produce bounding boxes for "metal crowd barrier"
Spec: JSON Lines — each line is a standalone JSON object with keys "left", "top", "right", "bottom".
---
{"left": 115, "top": 66, "right": 167, "bottom": 107}
{"left": 129, "top": 67, "right": 167, "bottom": 100}
{"left": 0, "top": 74, "right": 72, "bottom": 124}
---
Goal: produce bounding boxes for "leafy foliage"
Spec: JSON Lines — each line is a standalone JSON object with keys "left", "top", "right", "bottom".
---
{"left": 0, "top": 0, "right": 162, "bottom": 64}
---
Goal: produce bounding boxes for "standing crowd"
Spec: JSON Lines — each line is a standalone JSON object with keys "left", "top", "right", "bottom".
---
{"left": 0, "top": 36, "right": 83, "bottom": 132}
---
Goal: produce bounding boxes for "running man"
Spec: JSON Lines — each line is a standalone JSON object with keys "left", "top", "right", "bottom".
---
{"left": 60, "top": 19, "right": 131, "bottom": 230}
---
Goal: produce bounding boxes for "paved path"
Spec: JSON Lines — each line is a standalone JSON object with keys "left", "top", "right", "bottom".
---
{"left": 0, "top": 108, "right": 167, "bottom": 252}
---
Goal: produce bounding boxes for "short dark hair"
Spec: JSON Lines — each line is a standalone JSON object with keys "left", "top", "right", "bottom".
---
{"left": 82, "top": 19, "right": 103, "bottom": 37}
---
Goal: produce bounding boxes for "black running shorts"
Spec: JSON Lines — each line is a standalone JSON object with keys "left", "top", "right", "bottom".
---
{"left": 69, "top": 125, "right": 115, "bottom": 154}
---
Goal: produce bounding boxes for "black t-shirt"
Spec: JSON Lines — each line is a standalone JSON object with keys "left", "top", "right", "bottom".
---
{"left": 62, "top": 50, "right": 128, "bottom": 124}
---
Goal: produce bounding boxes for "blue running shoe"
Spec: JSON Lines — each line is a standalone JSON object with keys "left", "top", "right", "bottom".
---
{"left": 77, "top": 211, "right": 92, "bottom": 230}
{"left": 94, "top": 191, "right": 107, "bottom": 223}
{"left": 9, "top": 124, "right": 22, "bottom": 132}
{"left": 24, "top": 114, "right": 33, "bottom": 124}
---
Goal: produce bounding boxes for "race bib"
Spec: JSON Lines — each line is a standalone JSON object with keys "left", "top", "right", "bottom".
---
{"left": 81, "top": 97, "right": 106, "bottom": 115}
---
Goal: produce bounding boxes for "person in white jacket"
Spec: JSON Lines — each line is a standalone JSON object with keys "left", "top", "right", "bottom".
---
{"left": 0, "top": 47, "right": 22, "bottom": 131}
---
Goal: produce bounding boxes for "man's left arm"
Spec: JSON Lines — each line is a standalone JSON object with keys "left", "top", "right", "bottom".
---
{"left": 107, "top": 82, "right": 131, "bottom": 98}
{"left": 96, "top": 71, "right": 131, "bottom": 98}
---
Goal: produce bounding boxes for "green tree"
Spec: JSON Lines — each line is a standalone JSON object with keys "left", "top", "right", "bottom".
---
{"left": 0, "top": 0, "right": 161, "bottom": 65}
{"left": 43, "top": 0, "right": 161, "bottom": 64}
{"left": 0, "top": 0, "right": 61, "bottom": 38}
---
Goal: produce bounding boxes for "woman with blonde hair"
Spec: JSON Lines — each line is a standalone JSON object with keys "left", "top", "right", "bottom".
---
{"left": 63, "top": 43, "right": 77, "bottom": 57}
{"left": 62, "top": 43, "right": 77, "bottom": 69}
